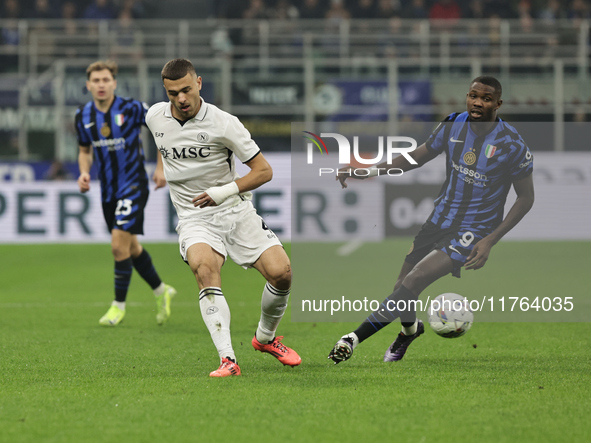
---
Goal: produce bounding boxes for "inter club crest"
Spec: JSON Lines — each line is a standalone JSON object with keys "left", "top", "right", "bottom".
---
{"left": 100, "top": 122, "right": 111, "bottom": 137}
{"left": 463, "top": 151, "right": 476, "bottom": 165}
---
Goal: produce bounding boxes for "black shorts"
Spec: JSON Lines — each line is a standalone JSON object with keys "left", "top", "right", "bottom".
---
{"left": 102, "top": 190, "right": 149, "bottom": 235}
{"left": 405, "top": 221, "right": 490, "bottom": 278}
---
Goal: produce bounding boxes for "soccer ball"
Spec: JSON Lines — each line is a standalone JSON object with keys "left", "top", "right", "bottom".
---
{"left": 428, "top": 293, "right": 474, "bottom": 338}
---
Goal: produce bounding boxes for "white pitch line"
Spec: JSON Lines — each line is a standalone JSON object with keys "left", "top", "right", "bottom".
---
{"left": 336, "top": 240, "right": 365, "bottom": 256}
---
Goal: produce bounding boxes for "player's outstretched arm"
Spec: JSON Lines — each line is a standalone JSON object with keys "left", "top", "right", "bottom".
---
{"left": 77, "top": 145, "right": 93, "bottom": 193}
{"left": 336, "top": 143, "right": 438, "bottom": 189}
{"left": 152, "top": 148, "right": 167, "bottom": 190}
{"left": 192, "top": 152, "right": 273, "bottom": 208}
{"left": 465, "top": 174, "right": 535, "bottom": 270}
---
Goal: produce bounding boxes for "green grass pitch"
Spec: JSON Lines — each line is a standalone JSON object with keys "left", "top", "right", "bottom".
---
{"left": 1, "top": 241, "right": 590, "bottom": 442}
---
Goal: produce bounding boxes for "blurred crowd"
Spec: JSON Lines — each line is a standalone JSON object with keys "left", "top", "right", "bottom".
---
{"left": 1, "top": 0, "right": 590, "bottom": 21}
{"left": 214, "top": 0, "right": 591, "bottom": 21}
{"left": 0, "top": 0, "right": 145, "bottom": 20}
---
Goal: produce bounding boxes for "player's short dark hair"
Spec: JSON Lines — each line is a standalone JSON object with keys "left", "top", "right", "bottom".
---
{"left": 470, "top": 75, "right": 502, "bottom": 98}
{"left": 86, "top": 60, "right": 117, "bottom": 79}
{"left": 161, "top": 58, "right": 197, "bottom": 81}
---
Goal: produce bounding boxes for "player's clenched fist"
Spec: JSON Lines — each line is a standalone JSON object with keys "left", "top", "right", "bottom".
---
{"left": 78, "top": 172, "right": 91, "bottom": 193}
{"left": 152, "top": 169, "right": 167, "bottom": 190}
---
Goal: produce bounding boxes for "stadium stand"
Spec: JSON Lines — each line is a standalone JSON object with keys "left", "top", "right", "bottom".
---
{"left": 0, "top": 0, "right": 590, "bottom": 159}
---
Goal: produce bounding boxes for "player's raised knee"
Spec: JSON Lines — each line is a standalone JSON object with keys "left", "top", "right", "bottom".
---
{"left": 268, "top": 265, "right": 291, "bottom": 290}
{"left": 401, "top": 267, "right": 426, "bottom": 294}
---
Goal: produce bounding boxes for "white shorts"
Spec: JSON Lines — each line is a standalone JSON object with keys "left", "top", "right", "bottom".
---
{"left": 177, "top": 201, "right": 282, "bottom": 269}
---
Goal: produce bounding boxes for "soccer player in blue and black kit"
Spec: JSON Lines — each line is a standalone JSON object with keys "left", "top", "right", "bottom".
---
{"left": 75, "top": 60, "right": 176, "bottom": 327}
{"left": 329, "top": 76, "right": 535, "bottom": 364}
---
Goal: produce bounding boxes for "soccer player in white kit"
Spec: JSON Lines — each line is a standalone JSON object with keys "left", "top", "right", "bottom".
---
{"left": 147, "top": 58, "right": 301, "bottom": 377}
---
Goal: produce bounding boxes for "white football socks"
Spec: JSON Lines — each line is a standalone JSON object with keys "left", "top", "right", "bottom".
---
{"left": 401, "top": 319, "right": 418, "bottom": 336}
{"left": 112, "top": 301, "right": 126, "bottom": 311}
{"left": 199, "top": 287, "right": 235, "bottom": 363}
{"left": 255, "top": 282, "right": 290, "bottom": 344}
{"left": 153, "top": 282, "right": 166, "bottom": 296}
{"left": 343, "top": 332, "right": 359, "bottom": 349}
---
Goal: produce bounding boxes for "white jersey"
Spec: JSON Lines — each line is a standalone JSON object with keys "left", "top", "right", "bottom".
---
{"left": 146, "top": 98, "right": 261, "bottom": 220}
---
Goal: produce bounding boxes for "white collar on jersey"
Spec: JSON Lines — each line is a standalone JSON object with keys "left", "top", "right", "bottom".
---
{"left": 164, "top": 97, "right": 207, "bottom": 122}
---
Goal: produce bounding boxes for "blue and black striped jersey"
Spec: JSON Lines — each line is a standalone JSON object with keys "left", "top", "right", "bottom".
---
{"left": 425, "top": 111, "right": 533, "bottom": 231}
{"left": 75, "top": 96, "right": 149, "bottom": 202}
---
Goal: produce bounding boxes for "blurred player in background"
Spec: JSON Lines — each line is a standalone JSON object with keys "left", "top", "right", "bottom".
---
{"left": 147, "top": 58, "right": 300, "bottom": 377}
{"left": 329, "top": 76, "right": 535, "bottom": 364}
{"left": 75, "top": 60, "right": 176, "bottom": 327}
